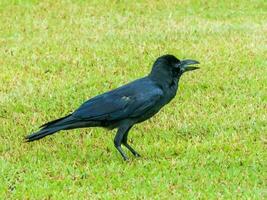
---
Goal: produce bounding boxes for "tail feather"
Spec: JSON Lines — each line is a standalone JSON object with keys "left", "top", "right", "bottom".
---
{"left": 26, "top": 115, "right": 101, "bottom": 142}
{"left": 26, "top": 114, "right": 75, "bottom": 142}
{"left": 25, "top": 126, "right": 64, "bottom": 142}
{"left": 40, "top": 114, "right": 72, "bottom": 128}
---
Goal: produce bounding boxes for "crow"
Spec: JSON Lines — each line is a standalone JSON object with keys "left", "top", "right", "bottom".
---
{"left": 25, "top": 55, "right": 199, "bottom": 160}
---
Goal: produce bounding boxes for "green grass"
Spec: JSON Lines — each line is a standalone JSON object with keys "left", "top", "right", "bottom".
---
{"left": 1, "top": 0, "right": 266, "bottom": 199}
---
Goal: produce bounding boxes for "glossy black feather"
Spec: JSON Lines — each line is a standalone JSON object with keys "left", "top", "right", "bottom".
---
{"left": 72, "top": 78, "right": 163, "bottom": 121}
{"left": 25, "top": 54, "right": 199, "bottom": 161}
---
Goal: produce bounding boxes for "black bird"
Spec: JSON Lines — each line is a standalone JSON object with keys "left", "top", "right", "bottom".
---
{"left": 25, "top": 55, "right": 199, "bottom": 160}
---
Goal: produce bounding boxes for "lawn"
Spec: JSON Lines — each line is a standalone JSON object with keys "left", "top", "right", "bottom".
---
{"left": 0, "top": 0, "right": 266, "bottom": 199}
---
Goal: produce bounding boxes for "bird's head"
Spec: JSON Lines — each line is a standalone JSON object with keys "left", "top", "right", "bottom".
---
{"left": 150, "top": 54, "right": 200, "bottom": 82}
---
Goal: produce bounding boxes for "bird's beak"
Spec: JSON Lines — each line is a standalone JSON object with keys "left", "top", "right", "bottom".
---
{"left": 179, "top": 59, "right": 200, "bottom": 72}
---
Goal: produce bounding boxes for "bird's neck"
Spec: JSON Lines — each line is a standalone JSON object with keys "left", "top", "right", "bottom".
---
{"left": 148, "top": 73, "right": 181, "bottom": 92}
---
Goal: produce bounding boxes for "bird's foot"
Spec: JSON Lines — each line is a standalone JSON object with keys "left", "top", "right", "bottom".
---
{"left": 115, "top": 145, "right": 130, "bottom": 161}
{"left": 123, "top": 143, "right": 141, "bottom": 158}
{"left": 123, "top": 156, "right": 130, "bottom": 161}
{"left": 134, "top": 152, "right": 141, "bottom": 157}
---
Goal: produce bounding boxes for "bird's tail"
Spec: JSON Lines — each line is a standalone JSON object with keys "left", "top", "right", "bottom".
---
{"left": 25, "top": 114, "right": 76, "bottom": 142}
{"left": 25, "top": 125, "right": 66, "bottom": 142}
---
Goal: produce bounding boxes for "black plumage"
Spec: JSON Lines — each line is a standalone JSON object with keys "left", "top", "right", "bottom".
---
{"left": 25, "top": 55, "right": 199, "bottom": 160}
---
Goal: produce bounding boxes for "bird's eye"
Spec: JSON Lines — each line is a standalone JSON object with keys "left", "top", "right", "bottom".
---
{"left": 172, "top": 68, "right": 180, "bottom": 76}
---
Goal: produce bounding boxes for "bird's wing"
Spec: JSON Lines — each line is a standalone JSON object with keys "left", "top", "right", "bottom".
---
{"left": 72, "top": 80, "right": 163, "bottom": 121}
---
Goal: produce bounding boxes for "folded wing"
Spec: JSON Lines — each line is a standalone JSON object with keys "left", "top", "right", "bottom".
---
{"left": 72, "top": 79, "right": 163, "bottom": 121}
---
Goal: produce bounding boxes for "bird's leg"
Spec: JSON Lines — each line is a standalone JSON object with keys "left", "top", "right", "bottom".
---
{"left": 122, "top": 127, "right": 141, "bottom": 157}
{"left": 114, "top": 126, "right": 129, "bottom": 161}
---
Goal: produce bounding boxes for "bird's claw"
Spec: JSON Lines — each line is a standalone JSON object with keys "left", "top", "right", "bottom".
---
{"left": 123, "top": 156, "right": 129, "bottom": 161}
{"left": 134, "top": 153, "right": 141, "bottom": 157}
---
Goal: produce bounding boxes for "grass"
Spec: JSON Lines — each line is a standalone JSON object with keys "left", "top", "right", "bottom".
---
{"left": 0, "top": 0, "right": 266, "bottom": 199}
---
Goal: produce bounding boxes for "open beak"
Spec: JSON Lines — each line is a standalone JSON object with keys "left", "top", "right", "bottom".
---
{"left": 180, "top": 59, "right": 200, "bottom": 72}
